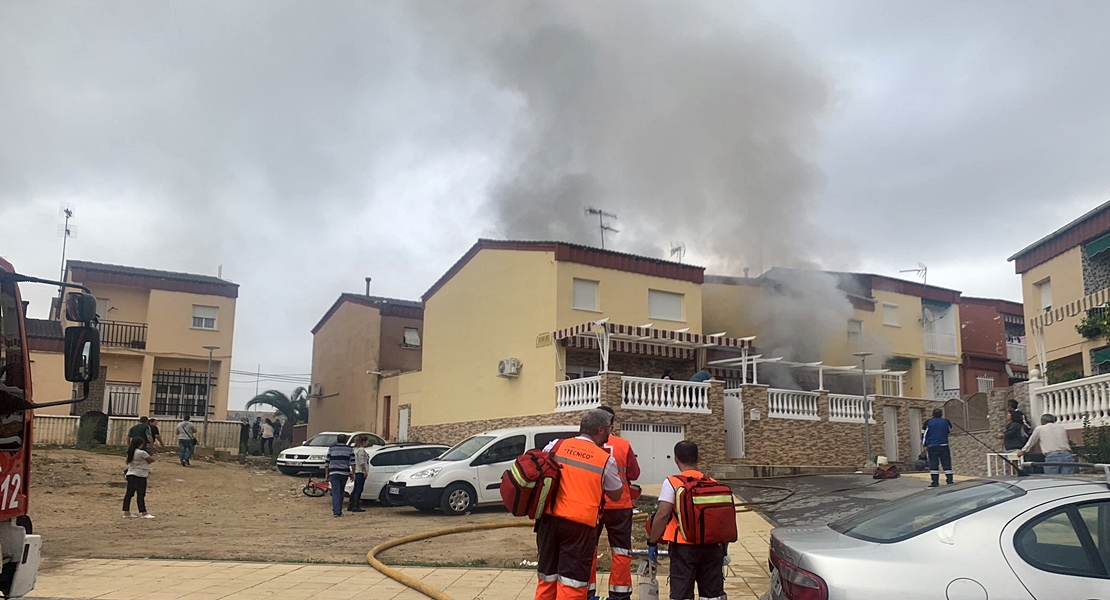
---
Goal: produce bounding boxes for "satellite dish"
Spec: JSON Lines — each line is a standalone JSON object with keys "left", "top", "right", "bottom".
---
{"left": 923, "top": 308, "right": 938, "bottom": 322}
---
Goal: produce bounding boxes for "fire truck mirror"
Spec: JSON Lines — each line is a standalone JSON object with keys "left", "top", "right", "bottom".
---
{"left": 65, "top": 292, "right": 98, "bottom": 323}
{"left": 64, "top": 326, "right": 101, "bottom": 383}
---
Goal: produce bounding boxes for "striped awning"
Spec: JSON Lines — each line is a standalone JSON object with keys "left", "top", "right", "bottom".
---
{"left": 1029, "top": 287, "right": 1110, "bottom": 331}
{"left": 563, "top": 336, "right": 696, "bottom": 359}
{"left": 553, "top": 322, "right": 755, "bottom": 350}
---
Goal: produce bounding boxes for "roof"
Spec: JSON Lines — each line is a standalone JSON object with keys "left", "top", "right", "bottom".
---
{"left": 422, "top": 239, "right": 705, "bottom": 303}
{"left": 960, "top": 296, "right": 1024, "bottom": 315}
{"left": 760, "top": 267, "right": 963, "bottom": 305}
{"left": 25, "top": 318, "right": 63, "bottom": 353}
{"left": 311, "top": 293, "right": 423, "bottom": 335}
{"left": 1008, "top": 199, "right": 1110, "bottom": 274}
{"left": 68, "top": 260, "right": 239, "bottom": 299}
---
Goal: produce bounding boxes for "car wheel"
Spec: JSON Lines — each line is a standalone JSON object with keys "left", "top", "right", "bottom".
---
{"left": 379, "top": 487, "right": 400, "bottom": 507}
{"left": 440, "top": 483, "right": 475, "bottom": 516}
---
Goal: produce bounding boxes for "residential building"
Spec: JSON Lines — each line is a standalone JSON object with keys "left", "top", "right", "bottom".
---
{"left": 957, "top": 297, "right": 1028, "bottom": 397}
{"left": 32, "top": 260, "right": 238, "bottom": 420}
{"left": 308, "top": 293, "right": 422, "bottom": 438}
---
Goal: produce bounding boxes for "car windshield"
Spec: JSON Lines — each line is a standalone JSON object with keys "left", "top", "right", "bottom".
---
{"left": 304, "top": 434, "right": 340, "bottom": 447}
{"left": 439, "top": 435, "right": 496, "bottom": 461}
{"left": 829, "top": 481, "right": 1025, "bottom": 543}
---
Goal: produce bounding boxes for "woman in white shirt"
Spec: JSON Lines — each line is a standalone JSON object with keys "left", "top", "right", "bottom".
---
{"left": 260, "top": 419, "right": 276, "bottom": 456}
{"left": 123, "top": 437, "right": 156, "bottom": 519}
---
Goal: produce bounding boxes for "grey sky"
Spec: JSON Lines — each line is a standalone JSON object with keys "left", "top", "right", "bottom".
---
{"left": 2, "top": 1, "right": 1108, "bottom": 408}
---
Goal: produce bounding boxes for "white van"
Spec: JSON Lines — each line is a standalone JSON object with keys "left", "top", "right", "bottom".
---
{"left": 384, "top": 425, "right": 579, "bottom": 515}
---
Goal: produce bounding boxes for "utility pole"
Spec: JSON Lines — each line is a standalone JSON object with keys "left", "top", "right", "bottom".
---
{"left": 255, "top": 363, "right": 261, "bottom": 396}
{"left": 584, "top": 207, "right": 619, "bottom": 249}
{"left": 854, "top": 351, "right": 873, "bottom": 469}
{"left": 203, "top": 345, "right": 220, "bottom": 446}
{"left": 58, "top": 207, "right": 74, "bottom": 297}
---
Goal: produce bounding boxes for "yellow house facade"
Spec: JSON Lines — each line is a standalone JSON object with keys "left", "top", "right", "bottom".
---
{"left": 33, "top": 260, "right": 237, "bottom": 419}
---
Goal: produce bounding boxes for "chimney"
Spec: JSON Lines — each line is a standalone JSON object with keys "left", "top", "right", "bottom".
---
{"left": 743, "top": 268, "right": 750, "bottom": 279}
{"left": 365, "top": 277, "right": 372, "bottom": 296}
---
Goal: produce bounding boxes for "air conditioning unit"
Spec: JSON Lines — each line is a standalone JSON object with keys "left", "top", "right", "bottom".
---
{"left": 309, "top": 383, "right": 324, "bottom": 397}
{"left": 497, "top": 358, "right": 523, "bottom": 378}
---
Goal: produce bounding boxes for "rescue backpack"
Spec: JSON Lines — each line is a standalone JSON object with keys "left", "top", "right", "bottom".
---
{"left": 670, "top": 474, "right": 738, "bottom": 545}
{"left": 500, "top": 440, "right": 565, "bottom": 519}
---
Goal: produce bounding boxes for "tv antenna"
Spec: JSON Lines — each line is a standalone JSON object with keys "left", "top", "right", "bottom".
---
{"left": 57, "top": 205, "right": 76, "bottom": 293}
{"left": 900, "top": 262, "right": 928, "bottom": 288}
{"left": 584, "top": 207, "right": 618, "bottom": 249}
{"left": 669, "top": 242, "right": 687, "bottom": 263}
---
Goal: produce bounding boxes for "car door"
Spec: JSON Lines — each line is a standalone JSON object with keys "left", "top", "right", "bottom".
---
{"left": 367, "top": 449, "right": 409, "bottom": 498}
{"left": 1002, "top": 495, "right": 1110, "bottom": 599}
{"left": 472, "top": 434, "right": 526, "bottom": 503}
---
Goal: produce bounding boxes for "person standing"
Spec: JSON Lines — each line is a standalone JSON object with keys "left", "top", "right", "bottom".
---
{"left": 646, "top": 441, "right": 726, "bottom": 600}
{"left": 535, "top": 409, "right": 623, "bottom": 600}
{"left": 1018, "top": 413, "right": 1075, "bottom": 474}
{"left": 260, "top": 419, "right": 276, "bottom": 456}
{"left": 128, "top": 416, "right": 153, "bottom": 448}
{"left": 272, "top": 418, "right": 283, "bottom": 440}
{"left": 252, "top": 417, "right": 261, "bottom": 440}
{"left": 175, "top": 415, "right": 198, "bottom": 467}
{"left": 147, "top": 418, "right": 164, "bottom": 451}
{"left": 122, "top": 437, "right": 156, "bottom": 519}
{"left": 239, "top": 418, "right": 251, "bottom": 455}
{"left": 922, "top": 408, "right": 954, "bottom": 487}
{"left": 998, "top": 411, "right": 1027, "bottom": 475}
{"left": 325, "top": 434, "right": 354, "bottom": 517}
{"left": 1007, "top": 399, "right": 1031, "bottom": 437}
{"left": 588, "top": 406, "right": 640, "bottom": 600}
{"left": 349, "top": 436, "right": 371, "bottom": 513}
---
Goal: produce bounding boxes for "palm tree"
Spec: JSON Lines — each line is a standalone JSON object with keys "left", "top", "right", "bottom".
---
{"left": 246, "top": 387, "right": 309, "bottom": 442}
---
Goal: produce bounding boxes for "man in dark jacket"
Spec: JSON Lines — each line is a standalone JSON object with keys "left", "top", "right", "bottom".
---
{"left": 922, "top": 408, "right": 954, "bottom": 487}
{"left": 239, "top": 418, "right": 251, "bottom": 455}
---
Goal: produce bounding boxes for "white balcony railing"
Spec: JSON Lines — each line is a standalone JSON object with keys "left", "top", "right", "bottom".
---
{"left": 924, "top": 331, "right": 958, "bottom": 356}
{"left": 1007, "top": 343, "right": 1028, "bottom": 366}
{"left": 555, "top": 376, "right": 601, "bottom": 412}
{"left": 621, "top": 377, "right": 710, "bottom": 413}
{"left": 933, "top": 389, "right": 961, "bottom": 401}
{"left": 828, "top": 394, "right": 873, "bottom": 423}
{"left": 767, "top": 389, "right": 820, "bottom": 420}
{"left": 1036, "top": 373, "right": 1110, "bottom": 428}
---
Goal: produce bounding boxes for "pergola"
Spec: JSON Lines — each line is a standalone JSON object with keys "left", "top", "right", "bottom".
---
{"left": 552, "top": 319, "right": 755, "bottom": 372}
{"left": 708, "top": 355, "right": 906, "bottom": 394}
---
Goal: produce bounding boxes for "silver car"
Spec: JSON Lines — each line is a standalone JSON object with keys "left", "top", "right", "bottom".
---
{"left": 762, "top": 469, "right": 1110, "bottom": 600}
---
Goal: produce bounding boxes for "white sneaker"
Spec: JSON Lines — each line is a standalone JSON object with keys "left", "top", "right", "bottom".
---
{"left": 122, "top": 514, "right": 135, "bottom": 519}
{"left": 139, "top": 514, "right": 156, "bottom": 519}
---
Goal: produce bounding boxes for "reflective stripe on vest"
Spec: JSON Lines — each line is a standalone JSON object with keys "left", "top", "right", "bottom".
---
{"left": 546, "top": 437, "right": 609, "bottom": 527}
{"left": 663, "top": 469, "right": 704, "bottom": 544}
{"left": 604, "top": 435, "right": 634, "bottom": 510}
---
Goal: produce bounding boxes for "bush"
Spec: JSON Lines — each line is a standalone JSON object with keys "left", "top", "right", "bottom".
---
{"left": 75, "top": 419, "right": 100, "bottom": 449}
{"left": 1078, "top": 414, "right": 1110, "bottom": 464}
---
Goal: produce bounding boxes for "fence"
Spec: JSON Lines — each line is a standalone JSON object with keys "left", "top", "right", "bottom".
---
{"left": 33, "top": 415, "right": 242, "bottom": 449}
{"left": 828, "top": 394, "right": 872, "bottom": 423}
{"left": 555, "top": 376, "right": 602, "bottom": 412}
{"left": 1035, "top": 373, "right": 1110, "bottom": 427}
{"left": 767, "top": 389, "right": 820, "bottom": 420}
{"left": 924, "top": 331, "right": 958, "bottom": 356}
{"left": 621, "top": 377, "right": 710, "bottom": 413}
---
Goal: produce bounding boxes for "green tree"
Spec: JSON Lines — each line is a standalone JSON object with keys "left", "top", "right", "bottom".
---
{"left": 246, "top": 387, "right": 309, "bottom": 442}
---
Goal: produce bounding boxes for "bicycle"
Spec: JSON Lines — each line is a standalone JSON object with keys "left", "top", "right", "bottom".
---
{"left": 301, "top": 476, "right": 331, "bottom": 498}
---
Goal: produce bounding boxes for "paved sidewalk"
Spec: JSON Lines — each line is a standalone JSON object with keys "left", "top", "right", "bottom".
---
{"left": 30, "top": 502, "right": 771, "bottom": 600}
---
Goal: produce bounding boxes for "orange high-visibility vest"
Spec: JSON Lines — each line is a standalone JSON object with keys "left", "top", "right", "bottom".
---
{"left": 546, "top": 437, "right": 609, "bottom": 527}
{"left": 604, "top": 435, "right": 634, "bottom": 510}
{"left": 662, "top": 469, "right": 704, "bottom": 545}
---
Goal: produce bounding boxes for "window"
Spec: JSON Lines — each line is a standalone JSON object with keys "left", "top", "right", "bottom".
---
{"left": 882, "top": 302, "right": 899, "bottom": 327}
{"left": 477, "top": 435, "right": 526, "bottom": 465}
{"left": 96, "top": 297, "right": 110, "bottom": 320}
{"left": 192, "top": 305, "right": 218, "bottom": 330}
{"left": 413, "top": 447, "right": 446, "bottom": 462}
{"left": 848, "top": 319, "right": 863, "bottom": 340}
{"left": 534, "top": 431, "right": 577, "bottom": 450}
{"left": 370, "top": 450, "right": 407, "bottom": 467}
{"left": 1015, "top": 502, "right": 1110, "bottom": 579}
{"left": 152, "top": 369, "right": 212, "bottom": 417}
{"left": 1037, "top": 279, "right": 1052, "bottom": 313}
{"left": 648, "top": 289, "right": 684, "bottom": 321}
{"left": 977, "top": 376, "right": 996, "bottom": 393}
{"left": 402, "top": 328, "right": 421, "bottom": 348}
{"left": 573, "top": 279, "right": 599, "bottom": 311}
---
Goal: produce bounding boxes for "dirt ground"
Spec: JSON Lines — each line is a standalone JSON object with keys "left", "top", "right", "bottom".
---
{"left": 29, "top": 447, "right": 548, "bottom": 569}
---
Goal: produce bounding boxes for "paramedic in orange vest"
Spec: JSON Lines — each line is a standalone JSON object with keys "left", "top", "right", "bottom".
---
{"left": 647, "top": 440, "right": 727, "bottom": 600}
{"left": 536, "top": 409, "right": 623, "bottom": 600}
{"left": 587, "top": 406, "right": 640, "bottom": 600}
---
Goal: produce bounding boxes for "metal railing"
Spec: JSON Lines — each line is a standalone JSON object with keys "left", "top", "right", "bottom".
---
{"left": 33, "top": 415, "right": 241, "bottom": 449}
{"left": 621, "top": 377, "right": 710, "bottom": 413}
{"left": 105, "top": 383, "right": 142, "bottom": 417}
{"left": 1007, "top": 343, "right": 1028, "bottom": 366}
{"left": 97, "top": 320, "right": 148, "bottom": 349}
{"left": 924, "top": 331, "right": 958, "bottom": 356}
{"left": 767, "top": 389, "right": 820, "bottom": 420}
{"left": 554, "top": 376, "right": 602, "bottom": 412}
{"left": 1036, "top": 373, "right": 1110, "bottom": 427}
{"left": 828, "top": 394, "right": 872, "bottom": 423}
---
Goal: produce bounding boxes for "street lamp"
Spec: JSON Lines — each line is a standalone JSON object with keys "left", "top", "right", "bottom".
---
{"left": 853, "top": 351, "right": 873, "bottom": 469}
{"left": 202, "top": 345, "right": 220, "bottom": 446}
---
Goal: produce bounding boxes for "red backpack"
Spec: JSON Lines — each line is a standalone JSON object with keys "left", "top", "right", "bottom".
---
{"left": 670, "top": 474, "right": 738, "bottom": 545}
{"left": 500, "top": 440, "right": 565, "bottom": 519}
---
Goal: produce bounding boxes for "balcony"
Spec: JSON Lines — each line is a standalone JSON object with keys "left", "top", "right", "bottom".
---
{"left": 1034, "top": 373, "right": 1110, "bottom": 428}
{"left": 554, "top": 375, "right": 710, "bottom": 413}
{"left": 97, "top": 320, "right": 147, "bottom": 349}
{"left": 1006, "top": 343, "right": 1028, "bottom": 366}
{"left": 105, "top": 383, "right": 142, "bottom": 416}
{"left": 924, "top": 331, "right": 958, "bottom": 356}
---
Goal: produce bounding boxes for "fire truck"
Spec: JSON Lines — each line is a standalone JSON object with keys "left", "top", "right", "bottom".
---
{"left": 0, "top": 257, "right": 101, "bottom": 597}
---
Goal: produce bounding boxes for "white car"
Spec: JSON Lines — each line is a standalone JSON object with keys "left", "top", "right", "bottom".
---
{"left": 277, "top": 431, "right": 385, "bottom": 475}
{"left": 384, "top": 425, "right": 579, "bottom": 516}
{"left": 342, "top": 443, "right": 450, "bottom": 504}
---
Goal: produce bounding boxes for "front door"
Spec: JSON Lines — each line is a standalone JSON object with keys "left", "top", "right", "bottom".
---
{"left": 883, "top": 406, "right": 899, "bottom": 462}
{"left": 724, "top": 390, "right": 745, "bottom": 458}
{"left": 908, "top": 408, "right": 923, "bottom": 459}
{"left": 473, "top": 434, "right": 526, "bottom": 503}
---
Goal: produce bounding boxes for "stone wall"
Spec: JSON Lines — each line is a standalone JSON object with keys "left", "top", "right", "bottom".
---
{"left": 949, "top": 383, "right": 1028, "bottom": 476}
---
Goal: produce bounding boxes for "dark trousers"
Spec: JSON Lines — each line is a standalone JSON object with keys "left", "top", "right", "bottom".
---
{"left": 668, "top": 542, "right": 726, "bottom": 600}
{"left": 349, "top": 473, "right": 366, "bottom": 509}
{"left": 329, "top": 473, "right": 348, "bottom": 516}
{"left": 535, "top": 515, "right": 600, "bottom": 599}
{"left": 927, "top": 445, "right": 953, "bottom": 485}
{"left": 261, "top": 437, "right": 274, "bottom": 456}
{"left": 239, "top": 438, "right": 249, "bottom": 455}
{"left": 178, "top": 439, "right": 196, "bottom": 464}
{"left": 123, "top": 475, "right": 148, "bottom": 513}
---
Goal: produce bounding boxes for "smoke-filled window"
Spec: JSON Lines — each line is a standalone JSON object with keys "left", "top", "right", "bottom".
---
{"left": 882, "top": 302, "right": 899, "bottom": 327}
{"left": 648, "top": 290, "right": 684, "bottom": 322}
{"left": 848, "top": 319, "right": 863, "bottom": 340}
{"left": 572, "top": 279, "right": 599, "bottom": 311}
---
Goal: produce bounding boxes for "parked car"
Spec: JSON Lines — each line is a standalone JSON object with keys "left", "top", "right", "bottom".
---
{"left": 342, "top": 443, "right": 449, "bottom": 505}
{"left": 762, "top": 468, "right": 1110, "bottom": 600}
{"left": 276, "top": 431, "right": 385, "bottom": 475}
{"left": 385, "top": 426, "right": 579, "bottom": 515}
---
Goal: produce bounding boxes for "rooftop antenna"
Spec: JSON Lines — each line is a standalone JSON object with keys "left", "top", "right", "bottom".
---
{"left": 584, "top": 207, "right": 618, "bottom": 249}
{"left": 57, "top": 205, "right": 76, "bottom": 295}
{"left": 899, "top": 262, "right": 928, "bottom": 288}
{"left": 669, "top": 242, "right": 687, "bottom": 264}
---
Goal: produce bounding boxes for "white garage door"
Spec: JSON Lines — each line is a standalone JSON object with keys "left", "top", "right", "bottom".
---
{"left": 620, "top": 423, "right": 686, "bottom": 486}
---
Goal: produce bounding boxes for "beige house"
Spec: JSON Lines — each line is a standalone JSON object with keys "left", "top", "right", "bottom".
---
{"left": 308, "top": 294, "right": 422, "bottom": 438}
{"left": 31, "top": 260, "right": 237, "bottom": 419}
